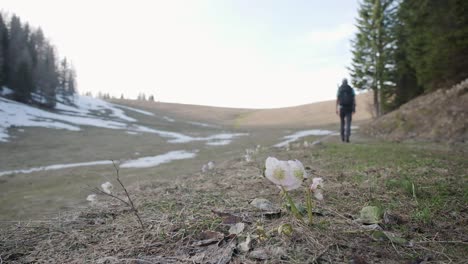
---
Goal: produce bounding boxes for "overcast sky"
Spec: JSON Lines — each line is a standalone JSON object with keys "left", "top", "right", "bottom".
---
{"left": 2, "top": 0, "right": 358, "bottom": 108}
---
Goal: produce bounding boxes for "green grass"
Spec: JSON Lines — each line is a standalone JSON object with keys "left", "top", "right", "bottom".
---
{"left": 311, "top": 140, "right": 467, "bottom": 226}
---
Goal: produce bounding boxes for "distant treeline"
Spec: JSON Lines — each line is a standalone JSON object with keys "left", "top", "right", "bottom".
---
{"left": 0, "top": 12, "right": 76, "bottom": 108}
{"left": 350, "top": 0, "right": 468, "bottom": 116}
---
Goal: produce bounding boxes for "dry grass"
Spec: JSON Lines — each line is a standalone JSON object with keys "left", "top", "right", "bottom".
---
{"left": 110, "top": 92, "right": 373, "bottom": 128}
{"left": 363, "top": 79, "right": 468, "bottom": 142}
{"left": 2, "top": 135, "right": 466, "bottom": 263}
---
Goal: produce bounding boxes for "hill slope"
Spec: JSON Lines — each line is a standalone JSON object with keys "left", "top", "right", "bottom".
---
{"left": 112, "top": 92, "right": 373, "bottom": 128}
{"left": 362, "top": 79, "right": 468, "bottom": 142}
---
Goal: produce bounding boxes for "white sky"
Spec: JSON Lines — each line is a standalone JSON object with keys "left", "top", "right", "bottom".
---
{"left": 2, "top": 0, "right": 358, "bottom": 108}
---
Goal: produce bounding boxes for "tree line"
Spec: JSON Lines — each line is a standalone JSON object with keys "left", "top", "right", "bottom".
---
{"left": 0, "top": 12, "right": 76, "bottom": 108}
{"left": 350, "top": 0, "right": 468, "bottom": 116}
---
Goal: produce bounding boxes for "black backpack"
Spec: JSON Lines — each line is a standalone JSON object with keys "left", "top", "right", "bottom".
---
{"left": 338, "top": 85, "right": 354, "bottom": 107}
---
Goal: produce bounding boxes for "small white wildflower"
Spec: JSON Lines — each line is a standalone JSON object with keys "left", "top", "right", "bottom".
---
{"left": 101, "top": 181, "right": 113, "bottom": 194}
{"left": 207, "top": 161, "right": 215, "bottom": 170}
{"left": 264, "top": 157, "right": 306, "bottom": 191}
{"left": 310, "top": 177, "right": 324, "bottom": 200}
{"left": 86, "top": 194, "right": 97, "bottom": 203}
{"left": 244, "top": 154, "right": 252, "bottom": 162}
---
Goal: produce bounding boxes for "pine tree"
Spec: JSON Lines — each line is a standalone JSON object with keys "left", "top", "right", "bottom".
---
{"left": 349, "top": 0, "right": 397, "bottom": 116}
{"left": 399, "top": 0, "right": 468, "bottom": 91}
{"left": 0, "top": 13, "right": 8, "bottom": 88}
{"left": 42, "top": 45, "right": 58, "bottom": 108}
{"left": 12, "top": 61, "right": 34, "bottom": 103}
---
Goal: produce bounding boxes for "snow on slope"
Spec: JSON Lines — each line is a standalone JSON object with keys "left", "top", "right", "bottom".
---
{"left": 0, "top": 94, "right": 247, "bottom": 144}
{"left": 0, "top": 150, "right": 197, "bottom": 176}
{"left": 274, "top": 129, "right": 335, "bottom": 147}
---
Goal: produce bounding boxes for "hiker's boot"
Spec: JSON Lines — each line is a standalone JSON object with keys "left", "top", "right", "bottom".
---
{"left": 346, "top": 136, "right": 350, "bottom": 143}
{"left": 341, "top": 134, "right": 345, "bottom": 142}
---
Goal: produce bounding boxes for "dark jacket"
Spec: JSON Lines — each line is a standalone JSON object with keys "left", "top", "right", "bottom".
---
{"left": 337, "top": 84, "right": 356, "bottom": 112}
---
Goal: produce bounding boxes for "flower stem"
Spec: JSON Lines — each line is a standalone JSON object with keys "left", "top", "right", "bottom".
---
{"left": 306, "top": 188, "right": 314, "bottom": 225}
{"left": 281, "top": 187, "right": 303, "bottom": 221}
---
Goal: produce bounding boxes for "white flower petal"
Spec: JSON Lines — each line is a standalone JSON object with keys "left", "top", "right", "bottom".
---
{"left": 310, "top": 177, "right": 323, "bottom": 191}
{"left": 101, "top": 182, "right": 113, "bottom": 194}
{"left": 314, "top": 189, "right": 323, "bottom": 201}
{"left": 265, "top": 157, "right": 305, "bottom": 191}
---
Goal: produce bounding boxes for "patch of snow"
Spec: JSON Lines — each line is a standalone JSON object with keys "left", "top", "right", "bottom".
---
{"left": 55, "top": 95, "right": 136, "bottom": 122}
{"left": 112, "top": 104, "right": 155, "bottom": 116}
{"left": 0, "top": 150, "right": 197, "bottom": 176}
{"left": 0, "top": 160, "right": 113, "bottom": 176}
{"left": 31, "top": 92, "right": 48, "bottom": 104}
{"left": 120, "top": 150, "right": 197, "bottom": 168}
{"left": 0, "top": 95, "right": 248, "bottom": 146}
{"left": 0, "top": 97, "right": 82, "bottom": 142}
{"left": 126, "top": 131, "right": 139, "bottom": 135}
{"left": 0, "top": 87, "right": 13, "bottom": 96}
{"left": 275, "top": 129, "right": 335, "bottom": 147}
{"left": 351, "top": 125, "right": 359, "bottom": 130}
{"left": 163, "top": 116, "right": 175, "bottom": 122}
{"left": 206, "top": 140, "right": 232, "bottom": 146}
{"left": 187, "top": 121, "right": 220, "bottom": 128}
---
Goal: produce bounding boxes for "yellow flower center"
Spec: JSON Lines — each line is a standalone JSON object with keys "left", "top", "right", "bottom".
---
{"left": 294, "top": 169, "right": 303, "bottom": 181}
{"left": 273, "top": 168, "right": 285, "bottom": 180}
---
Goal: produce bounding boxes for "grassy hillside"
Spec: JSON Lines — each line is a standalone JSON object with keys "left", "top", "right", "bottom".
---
{"left": 363, "top": 79, "right": 468, "bottom": 142}
{"left": 111, "top": 92, "right": 373, "bottom": 128}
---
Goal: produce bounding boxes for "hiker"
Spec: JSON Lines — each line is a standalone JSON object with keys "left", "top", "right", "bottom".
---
{"left": 336, "top": 78, "right": 356, "bottom": 143}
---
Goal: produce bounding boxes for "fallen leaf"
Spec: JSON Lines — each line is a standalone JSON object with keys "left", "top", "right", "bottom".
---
{"left": 229, "top": 223, "right": 245, "bottom": 235}
{"left": 190, "top": 242, "right": 235, "bottom": 264}
{"left": 192, "top": 231, "right": 224, "bottom": 247}
{"left": 356, "top": 206, "right": 382, "bottom": 224}
{"left": 212, "top": 210, "right": 243, "bottom": 224}
{"left": 238, "top": 234, "right": 251, "bottom": 252}
{"left": 361, "top": 223, "right": 382, "bottom": 231}
{"left": 250, "top": 198, "right": 281, "bottom": 218}
{"left": 277, "top": 223, "right": 293, "bottom": 236}
{"left": 371, "top": 230, "right": 407, "bottom": 245}
{"left": 249, "top": 248, "right": 270, "bottom": 260}
{"left": 250, "top": 198, "right": 277, "bottom": 211}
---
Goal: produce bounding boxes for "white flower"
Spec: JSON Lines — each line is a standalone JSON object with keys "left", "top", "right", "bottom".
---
{"left": 207, "top": 161, "right": 215, "bottom": 170}
{"left": 86, "top": 194, "right": 97, "bottom": 203}
{"left": 101, "top": 181, "right": 113, "bottom": 194}
{"left": 310, "top": 177, "right": 324, "bottom": 200}
{"left": 202, "top": 161, "right": 215, "bottom": 172}
{"left": 264, "top": 157, "right": 306, "bottom": 191}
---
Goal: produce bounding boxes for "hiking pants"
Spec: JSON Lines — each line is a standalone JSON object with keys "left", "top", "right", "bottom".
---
{"left": 340, "top": 109, "right": 352, "bottom": 141}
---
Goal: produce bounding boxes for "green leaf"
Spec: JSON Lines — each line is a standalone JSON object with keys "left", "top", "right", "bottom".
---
{"left": 359, "top": 206, "right": 382, "bottom": 224}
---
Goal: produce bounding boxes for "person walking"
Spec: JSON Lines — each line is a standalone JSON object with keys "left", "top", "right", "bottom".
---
{"left": 336, "top": 78, "right": 356, "bottom": 143}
